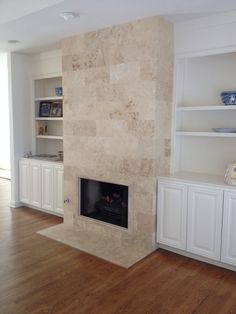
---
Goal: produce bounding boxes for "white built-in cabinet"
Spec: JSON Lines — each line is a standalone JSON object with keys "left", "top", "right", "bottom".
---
{"left": 166, "top": 39, "right": 236, "bottom": 271}
{"left": 221, "top": 192, "right": 236, "bottom": 266}
{"left": 30, "top": 161, "right": 41, "bottom": 208}
{"left": 19, "top": 158, "right": 64, "bottom": 216}
{"left": 157, "top": 177, "right": 236, "bottom": 269}
{"left": 19, "top": 159, "right": 30, "bottom": 204}
{"left": 41, "top": 164, "right": 54, "bottom": 212}
{"left": 157, "top": 182, "right": 187, "bottom": 250}
{"left": 187, "top": 186, "right": 223, "bottom": 260}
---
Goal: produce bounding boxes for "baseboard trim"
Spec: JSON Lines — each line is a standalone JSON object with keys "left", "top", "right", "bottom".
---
{"left": 10, "top": 200, "right": 23, "bottom": 208}
{"left": 159, "top": 244, "right": 236, "bottom": 272}
{"left": 21, "top": 203, "right": 63, "bottom": 218}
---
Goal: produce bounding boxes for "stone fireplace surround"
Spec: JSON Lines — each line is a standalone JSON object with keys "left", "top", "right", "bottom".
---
{"left": 39, "top": 15, "right": 173, "bottom": 268}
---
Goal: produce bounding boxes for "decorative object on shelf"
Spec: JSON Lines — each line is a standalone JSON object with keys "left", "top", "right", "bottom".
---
{"left": 55, "top": 87, "right": 63, "bottom": 96}
{"left": 38, "top": 126, "right": 44, "bottom": 135}
{"left": 212, "top": 128, "right": 236, "bottom": 133}
{"left": 221, "top": 91, "right": 236, "bottom": 105}
{"left": 50, "top": 102, "right": 62, "bottom": 117}
{"left": 57, "top": 150, "right": 63, "bottom": 161}
{"left": 39, "top": 102, "right": 51, "bottom": 117}
{"left": 224, "top": 162, "right": 236, "bottom": 185}
{"left": 37, "top": 121, "right": 48, "bottom": 135}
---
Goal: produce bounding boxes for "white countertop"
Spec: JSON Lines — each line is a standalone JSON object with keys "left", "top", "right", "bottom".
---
{"left": 23, "top": 156, "right": 63, "bottom": 164}
{"left": 158, "top": 171, "right": 236, "bottom": 190}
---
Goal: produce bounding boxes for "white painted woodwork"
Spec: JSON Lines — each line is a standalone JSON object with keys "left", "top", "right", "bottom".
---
{"left": 31, "top": 50, "right": 62, "bottom": 78}
{"left": 29, "top": 162, "right": 41, "bottom": 207}
{"left": 173, "top": 53, "right": 236, "bottom": 176}
{"left": 19, "top": 159, "right": 30, "bottom": 203}
{"left": 187, "top": 185, "right": 223, "bottom": 260}
{"left": 54, "top": 165, "right": 64, "bottom": 215}
{"left": 175, "top": 11, "right": 236, "bottom": 57}
{"left": 156, "top": 176, "right": 236, "bottom": 269}
{"left": 164, "top": 11, "right": 236, "bottom": 270}
{"left": 157, "top": 181, "right": 187, "bottom": 250}
{"left": 19, "top": 158, "right": 63, "bottom": 216}
{"left": 33, "top": 75, "right": 63, "bottom": 155}
{"left": 36, "top": 135, "right": 63, "bottom": 140}
{"left": 41, "top": 164, "right": 54, "bottom": 211}
{"left": 177, "top": 105, "right": 236, "bottom": 111}
{"left": 221, "top": 191, "right": 236, "bottom": 266}
{"left": 35, "top": 96, "right": 62, "bottom": 101}
{"left": 176, "top": 132, "right": 236, "bottom": 138}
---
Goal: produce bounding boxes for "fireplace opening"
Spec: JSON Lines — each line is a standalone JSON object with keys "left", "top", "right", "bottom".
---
{"left": 80, "top": 178, "right": 128, "bottom": 228}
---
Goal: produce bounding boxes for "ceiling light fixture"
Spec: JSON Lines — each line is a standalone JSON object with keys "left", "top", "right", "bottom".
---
{"left": 60, "top": 12, "right": 79, "bottom": 21}
{"left": 8, "top": 40, "right": 20, "bottom": 44}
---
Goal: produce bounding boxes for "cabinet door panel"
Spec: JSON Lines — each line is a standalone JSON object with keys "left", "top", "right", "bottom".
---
{"left": 221, "top": 191, "right": 236, "bottom": 266}
{"left": 19, "top": 160, "right": 30, "bottom": 204}
{"left": 187, "top": 186, "right": 223, "bottom": 260}
{"left": 41, "top": 164, "right": 54, "bottom": 211}
{"left": 54, "top": 165, "right": 64, "bottom": 215}
{"left": 157, "top": 181, "right": 187, "bottom": 250}
{"left": 29, "top": 163, "right": 41, "bottom": 207}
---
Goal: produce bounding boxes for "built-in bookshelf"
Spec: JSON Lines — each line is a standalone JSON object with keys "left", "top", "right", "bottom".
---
{"left": 174, "top": 52, "right": 236, "bottom": 177}
{"left": 34, "top": 75, "right": 63, "bottom": 155}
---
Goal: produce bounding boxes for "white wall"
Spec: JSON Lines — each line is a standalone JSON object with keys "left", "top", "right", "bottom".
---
{"left": 8, "top": 53, "right": 32, "bottom": 207}
{"left": 175, "top": 10, "right": 236, "bottom": 57}
{"left": 0, "top": 53, "right": 10, "bottom": 171}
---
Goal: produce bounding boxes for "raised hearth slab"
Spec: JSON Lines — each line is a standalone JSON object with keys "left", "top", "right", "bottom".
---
{"left": 38, "top": 223, "right": 154, "bottom": 268}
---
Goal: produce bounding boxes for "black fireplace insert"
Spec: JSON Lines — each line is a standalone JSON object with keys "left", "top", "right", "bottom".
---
{"left": 80, "top": 178, "right": 128, "bottom": 228}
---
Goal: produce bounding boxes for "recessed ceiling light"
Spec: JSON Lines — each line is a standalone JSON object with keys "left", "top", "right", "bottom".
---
{"left": 8, "top": 40, "right": 20, "bottom": 44}
{"left": 60, "top": 12, "right": 79, "bottom": 21}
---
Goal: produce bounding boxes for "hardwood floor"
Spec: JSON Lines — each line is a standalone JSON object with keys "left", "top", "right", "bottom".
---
{"left": 1, "top": 178, "right": 236, "bottom": 314}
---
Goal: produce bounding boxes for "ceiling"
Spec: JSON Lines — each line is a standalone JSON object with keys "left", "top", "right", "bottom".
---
{"left": 1, "top": 0, "right": 236, "bottom": 54}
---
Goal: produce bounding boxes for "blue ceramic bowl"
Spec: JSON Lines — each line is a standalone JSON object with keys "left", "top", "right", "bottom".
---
{"left": 221, "top": 91, "right": 236, "bottom": 105}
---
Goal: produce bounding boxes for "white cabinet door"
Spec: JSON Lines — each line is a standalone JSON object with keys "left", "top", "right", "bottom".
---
{"left": 19, "top": 159, "right": 30, "bottom": 204}
{"left": 29, "top": 162, "right": 41, "bottom": 208}
{"left": 54, "top": 165, "right": 64, "bottom": 215}
{"left": 157, "top": 181, "right": 187, "bottom": 250}
{"left": 221, "top": 191, "right": 236, "bottom": 266}
{"left": 41, "top": 164, "right": 54, "bottom": 211}
{"left": 187, "top": 185, "right": 223, "bottom": 260}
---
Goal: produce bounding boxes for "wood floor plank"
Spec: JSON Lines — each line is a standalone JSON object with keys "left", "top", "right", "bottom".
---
{"left": 0, "top": 178, "right": 236, "bottom": 314}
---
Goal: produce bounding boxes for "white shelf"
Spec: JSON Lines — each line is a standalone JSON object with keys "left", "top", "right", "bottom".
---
{"left": 158, "top": 172, "right": 236, "bottom": 190}
{"left": 177, "top": 105, "right": 236, "bottom": 111}
{"left": 35, "top": 96, "right": 63, "bottom": 101}
{"left": 36, "top": 135, "right": 63, "bottom": 140}
{"left": 35, "top": 117, "right": 63, "bottom": 121}
{"left": 176, "top": 131, "right": 236, "bottom": 137}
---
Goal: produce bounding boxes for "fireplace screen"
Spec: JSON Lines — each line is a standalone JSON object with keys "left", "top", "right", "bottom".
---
{"left": 80, "top": 178, "right": 128, "bottom": 228}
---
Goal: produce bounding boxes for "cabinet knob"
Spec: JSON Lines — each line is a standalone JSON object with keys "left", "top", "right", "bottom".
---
{"left": 64, "top": 198, "right": 70, "bottom": 204}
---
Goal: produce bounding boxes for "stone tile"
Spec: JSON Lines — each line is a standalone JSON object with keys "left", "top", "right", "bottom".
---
{"left": 110, "top": 62, "right": 140, "bottom": 83}
{"left": 120, "top": 158, "right": 154, "bottom": 177}
{"left": 126, "top": 120, "right": 155, "bottom": 139}
{"left": 67, "top": 120, "right": 97, "bottom": 137}
{"left": 62, "top": 33, "right": 85, "bottom": 56}
{"left": 84, "top": 66, "right": 110, "bottom": 84}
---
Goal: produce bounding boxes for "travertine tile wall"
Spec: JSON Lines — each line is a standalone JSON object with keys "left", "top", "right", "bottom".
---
{"left": 62, "top": 16, "right": 173, "bottom": 263}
